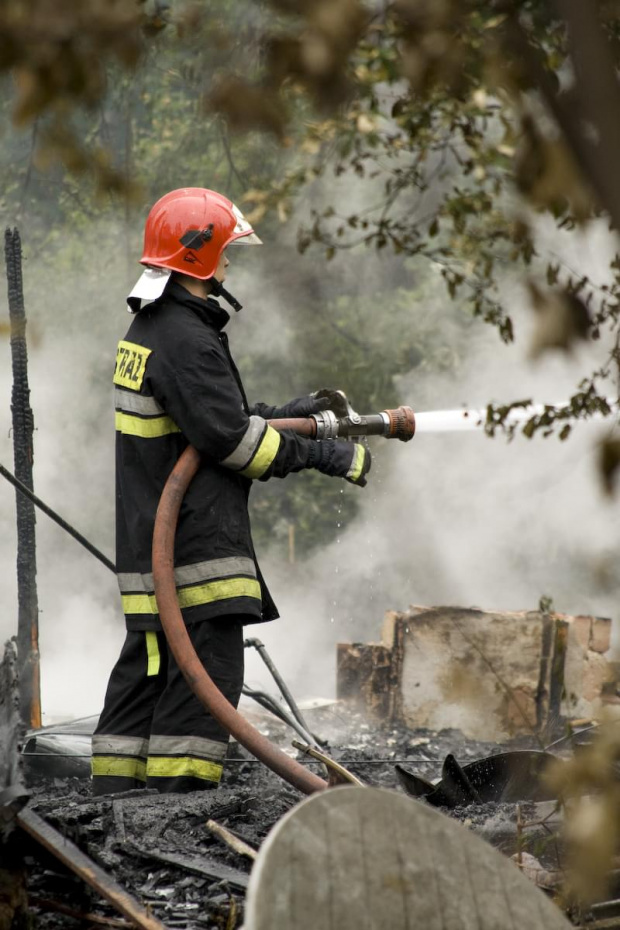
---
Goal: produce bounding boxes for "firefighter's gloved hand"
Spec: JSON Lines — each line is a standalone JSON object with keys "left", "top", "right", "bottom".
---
{"left": 310, "top": 440, "right": 372, "bottom": 487}
{"left": 312, "top": 388, "right": 350, "bottom": 418}
{"left": 270, "top": 394, "right": 333, "bottom": 419}
{"left": 266, "top": 389, "right": 348, "bottom": 419}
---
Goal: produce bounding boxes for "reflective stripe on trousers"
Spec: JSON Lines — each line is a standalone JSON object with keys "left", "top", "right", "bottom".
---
{"left": 92, "top": 733, "right": 227, "bottom": 785}
{"left": 145, "top": 733, "right": 226, "bottom": 783}
{"left": 91, "top": 734, "right": 149, "bottom": 781}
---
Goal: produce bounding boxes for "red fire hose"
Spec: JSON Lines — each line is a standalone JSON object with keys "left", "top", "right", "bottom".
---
{"left": 151, "top": 443, "right": 327, "bottom": 796}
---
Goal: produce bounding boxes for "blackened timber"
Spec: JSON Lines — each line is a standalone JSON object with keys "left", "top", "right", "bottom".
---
{"left": 0, "top": 640, "right": 23, "bottom": 797}
{"left": 124, "top": 843, "right": 249, "bottom": 891}
{"left": 0, "top": 640, "right": 29, "bottom": 928}
{"left": 17, "top": 808, "right": 170, "bottom": 930}
{"left": 5, "top": 228, "right": 41, "bottom": 728}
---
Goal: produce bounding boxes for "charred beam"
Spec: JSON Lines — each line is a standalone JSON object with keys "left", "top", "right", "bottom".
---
{"left": 5, "top": 228, "right": 41, "bottom": 729}
{"left": 0, "top": 640, "right": 29, "bottom": 930}
{"left": 16, "top": 808, "right": 169, "bottom": 930}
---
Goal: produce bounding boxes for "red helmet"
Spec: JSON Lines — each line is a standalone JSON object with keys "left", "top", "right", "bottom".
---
{"left": 140, "top": 187, "right": 261, "bottom": 280}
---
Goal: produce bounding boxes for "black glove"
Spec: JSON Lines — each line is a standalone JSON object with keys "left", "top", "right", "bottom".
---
{"left": 260, "top": 394, "right": 326, "bottom": 419}
{"left": 264, "top": 389, "right": 348, "bottom": 420}
{"left": 283, "top": 394, "right": 329, "bottom": 417}
{"left": 309, "top": 440, "right": 372, "bottom": 487}
{"left": 312, "top": 388, "right": 350, "bottom": 418}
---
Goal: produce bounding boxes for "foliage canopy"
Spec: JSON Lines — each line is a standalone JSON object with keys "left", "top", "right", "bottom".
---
{"left": 3, "top": 0, "right": 620, "bottom": 530}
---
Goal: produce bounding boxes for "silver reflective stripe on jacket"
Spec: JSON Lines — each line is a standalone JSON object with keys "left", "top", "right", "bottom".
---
{"left": 114, "top": 387, "right": 164, "bottom": 416}
{"left": 118, "top": 556, "right": 257, "bottom": 595}
{"left": 220, "top": 415, "right": 266, "bottom": 471}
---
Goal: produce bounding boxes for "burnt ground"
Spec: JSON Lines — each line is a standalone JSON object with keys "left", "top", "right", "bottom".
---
{"left": 19, "top": 704, "right": 554, "bottom": 929}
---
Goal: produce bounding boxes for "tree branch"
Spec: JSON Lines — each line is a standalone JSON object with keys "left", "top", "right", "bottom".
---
{"left": 503, "top": 9, "right": 620, "bottom": 231}
{"left": 556, "top": 0, "right": 620, "bottom": 231}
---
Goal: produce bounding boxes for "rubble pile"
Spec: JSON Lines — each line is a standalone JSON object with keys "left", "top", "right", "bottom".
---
{"left": 15, "top": 631, "right": 616, "bottom": 928}
{"left": 21, "top": 706, "right": 542, "bottom": 929}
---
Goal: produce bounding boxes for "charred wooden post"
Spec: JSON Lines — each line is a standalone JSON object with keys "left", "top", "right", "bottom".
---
{"left": 0, "top": 640, "right": 22, "bottom": 793}
{"left": 0, "top": 640, "right": 30, "bottom": 930}
{"left": 5, "top": 228, "right": 41, "bottom": 729}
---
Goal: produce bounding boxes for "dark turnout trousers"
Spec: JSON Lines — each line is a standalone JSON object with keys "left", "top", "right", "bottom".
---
{"left": 92, "top": 618, "right": 244, "bottom": 795}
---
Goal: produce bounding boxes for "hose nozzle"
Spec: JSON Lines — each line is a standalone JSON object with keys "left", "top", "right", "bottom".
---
{"left": 311, "top": 405, "right": 416, "bottom": 441}
{"left": 267, "top": 403, "right": 416, "bottom": 442}
{"left": 382, "top": 406, "right": 416, "bottom": 441}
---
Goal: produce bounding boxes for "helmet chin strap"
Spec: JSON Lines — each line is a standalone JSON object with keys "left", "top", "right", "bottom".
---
{"left": 208, "top": 276, "right": 242, "bottom": 312}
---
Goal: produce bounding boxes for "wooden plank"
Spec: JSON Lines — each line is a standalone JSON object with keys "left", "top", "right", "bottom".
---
{"left": 244, "top": 787, "right": 573, "bottom": 930}
{"left": 17, "top": 809, "right": 169, "bottom": 930}
{"left": 124, "top": 844, "right": 249, "bottom": 891}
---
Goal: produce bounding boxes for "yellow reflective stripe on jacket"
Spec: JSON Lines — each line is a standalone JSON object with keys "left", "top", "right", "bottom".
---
{"left": 240, "top": 424, "right": 281, "bottom": 479}
{"left": 115, "top": 411, "right": 181, "bottom": 438}
{"left": 122, "top": 593, "right": 157, "bottom": 614}
{"left": 145, "top": 632, "right": 160, "bottom": 676}
{"left": 91, "top": 756, "right": 147, "bottom": 780}
{"left": 347, "top": 444, "right": 365, "bottom": 482}
{"left": 146, "top": 756, "right": 223, "bottom": 783}
{"left": 121, "top": 576, "right": 261, "bottom": 615}
{"left": 178, "top": 576, "right": 261, "bottom": 609}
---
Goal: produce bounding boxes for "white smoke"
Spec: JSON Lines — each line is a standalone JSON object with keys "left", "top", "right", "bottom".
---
{"left": 243, "top": 217, "right": 620, "bottom": 702}
{"left": 0, "top": 223, "right": 298, "bottom": 721}
{"left": 1, "top": 206, "right": 618, "bottom": 725}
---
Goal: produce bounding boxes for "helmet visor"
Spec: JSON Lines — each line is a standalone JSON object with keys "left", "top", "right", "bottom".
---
{"left": 229, "top": 203, "right": 263, "bottom": 245}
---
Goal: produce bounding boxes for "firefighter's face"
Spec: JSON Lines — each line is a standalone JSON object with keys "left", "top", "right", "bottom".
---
{"left": 216, "top": 250, "right": 230, "bottom": 282}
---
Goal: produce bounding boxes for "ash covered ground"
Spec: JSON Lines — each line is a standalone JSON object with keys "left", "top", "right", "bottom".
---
{"left": 22, "top": 704, "right": 543, "bottom": 929}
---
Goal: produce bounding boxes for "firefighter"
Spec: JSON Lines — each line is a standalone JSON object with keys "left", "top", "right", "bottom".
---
{"left": 91, "top": 188, "right": 371, "bottom": 796}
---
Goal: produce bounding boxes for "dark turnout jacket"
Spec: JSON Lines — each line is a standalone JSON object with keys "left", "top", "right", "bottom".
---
{"left": 114, "top": 281, "right": 314, "bottom": 631}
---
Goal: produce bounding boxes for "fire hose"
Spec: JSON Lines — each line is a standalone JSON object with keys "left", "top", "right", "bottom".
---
{"left": 151, "top": 403, "right": 416, "bottom": 796}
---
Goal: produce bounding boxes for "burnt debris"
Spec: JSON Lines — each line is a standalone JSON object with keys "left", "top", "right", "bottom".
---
{"left": 395, "top": 749, "right": 559, "bottom": 807}
{"left": 5, "top": 701, "right": 620, "bottom": 929}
